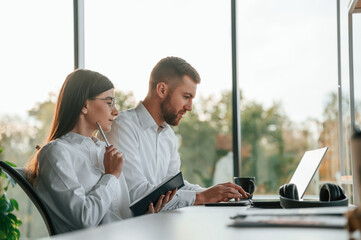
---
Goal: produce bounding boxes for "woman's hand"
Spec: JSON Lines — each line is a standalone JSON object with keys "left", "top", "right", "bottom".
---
{"left": 147, "top": 189, "right": 177, "bottom": 214}
{"left": 103, "top": 145, "right": 124, "bottom": 178}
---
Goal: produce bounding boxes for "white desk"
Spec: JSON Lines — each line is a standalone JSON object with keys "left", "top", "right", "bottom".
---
{"left": 43, "top": 206, "right": 351, "bottom": 240}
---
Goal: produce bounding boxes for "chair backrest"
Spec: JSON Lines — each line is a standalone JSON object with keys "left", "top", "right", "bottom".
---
{"left": 0, "top": 161, "right": 58, "bottom": 236}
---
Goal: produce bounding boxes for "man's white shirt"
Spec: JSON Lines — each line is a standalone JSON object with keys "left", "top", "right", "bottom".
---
{"left": 106, "top": 102, "right": 204, "bottom": 211}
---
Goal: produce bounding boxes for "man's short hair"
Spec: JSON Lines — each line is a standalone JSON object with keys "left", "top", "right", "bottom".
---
{"left": 150, "top": 56, "right": 201, "bottom": 90}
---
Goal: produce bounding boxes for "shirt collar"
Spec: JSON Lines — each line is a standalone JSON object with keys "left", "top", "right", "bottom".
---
{"left": 135, "top": 101, "right": 169, "bottom": 131}
{"left": 62, "top": 131, "right": 100, "bottom": 145}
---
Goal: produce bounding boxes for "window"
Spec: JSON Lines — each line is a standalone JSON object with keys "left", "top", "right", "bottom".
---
{"left": 0, "top": 5, "right": 356, "bottom": 239}
{"left": 237, "top": 0, "right": 342, "bottom": 195}
{"left": 0, "top": 0, "right": 73, "bottom": 237}
{"left": 85, "top": 0, "right": 234, "bottom": 187}
{"left": 352, "top": 14, "right": 361, "bottom": 128}
{"left": 346, "top": 4, "right": 361, "bottom": 202}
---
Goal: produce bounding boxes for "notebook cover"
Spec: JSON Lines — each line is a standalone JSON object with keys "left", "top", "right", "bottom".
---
{"left": 130, "top": 172, "right": 184, "bottom": 216}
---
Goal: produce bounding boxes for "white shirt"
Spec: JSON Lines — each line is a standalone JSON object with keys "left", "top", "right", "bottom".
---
{"left": 106, "top": 102, "right": 204, "bottom": 211}
{"left": 35, "top": 132, "right": 132, "bottom": 234}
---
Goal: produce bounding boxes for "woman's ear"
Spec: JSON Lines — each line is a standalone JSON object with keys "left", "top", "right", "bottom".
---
{"left": 156, "top": 82, "right": 169, "bottom": 99}
{"left": 82, "top": 102, "right": 88, "bottom": 114}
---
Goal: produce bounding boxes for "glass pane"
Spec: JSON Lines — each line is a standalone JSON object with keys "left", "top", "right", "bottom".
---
{"left": 0, "top": 0, "right": 73, "bottom": 238}
{"left": 353, "top": 13, "right": 361, "bottom": 128}
{"left": 347, "top": 12, "right": 361, "bottom": 203}
{"left": 237, "top": 0, "right": 341, "bottom": 196}
{"left": 85, "top": 0, "right": 233, "bottom": 187}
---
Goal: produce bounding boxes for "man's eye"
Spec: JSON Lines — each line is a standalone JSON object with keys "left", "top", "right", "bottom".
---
{"left": 107, "top": 102, "right": 112, "bottom": 105}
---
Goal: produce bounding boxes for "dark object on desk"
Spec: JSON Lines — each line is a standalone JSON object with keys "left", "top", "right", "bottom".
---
{"left": 251, "top": 199, "right": 281, "bottom": 208}
{"left": 279, "top": 183, "right": 348, "bottom": 208}
{"left": 0, "top": 161, "right": 59, "bottom": 235}
{"left": 130, "top": 172, "right": 184, "bottom": 216}
{"left": 205, "top": 200, "right": 251, "bottom": 207}
{"left": 229, "top": 216, "right": 346, "bottom": 229}
{"left": 249, "top": 147, "right": 328, "bottom": 209}
{"left": 352, "top": 127, "right": 361, "bottom": 139}
{"left": 230, "top": 206, "right": 350, "bottom": 229}
{"left": 234, "top": 177, "right": 255, "bottom": 199}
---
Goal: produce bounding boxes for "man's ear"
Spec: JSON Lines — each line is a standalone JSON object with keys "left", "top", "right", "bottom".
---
{"left": 156, "top": 82, "right": 169, "bottom": 99}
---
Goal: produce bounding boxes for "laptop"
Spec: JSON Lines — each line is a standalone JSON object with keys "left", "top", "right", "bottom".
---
{"left": 206, "top": 147, "right": 329, "bottom": 208}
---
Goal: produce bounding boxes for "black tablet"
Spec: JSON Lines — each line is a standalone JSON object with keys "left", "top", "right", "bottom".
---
{"left": 130, "top": 172, "right": 185, "bottom": 216}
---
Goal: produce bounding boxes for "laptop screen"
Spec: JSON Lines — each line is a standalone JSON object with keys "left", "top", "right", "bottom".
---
{"left": 289, "top": 147, "right": 328, "bottom": 199}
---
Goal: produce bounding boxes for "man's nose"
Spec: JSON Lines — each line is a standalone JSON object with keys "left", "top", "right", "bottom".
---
{"left": 185, "top": 101, "right": 192, "bottom": 111}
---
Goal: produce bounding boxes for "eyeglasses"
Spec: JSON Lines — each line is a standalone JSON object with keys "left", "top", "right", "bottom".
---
{"left": 93, "top": 97, "right": 116, "bottom": 110}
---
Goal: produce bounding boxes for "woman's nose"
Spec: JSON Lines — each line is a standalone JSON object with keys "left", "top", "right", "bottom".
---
{"left": 112, "top": 107, "right": 119, "bottom": 116}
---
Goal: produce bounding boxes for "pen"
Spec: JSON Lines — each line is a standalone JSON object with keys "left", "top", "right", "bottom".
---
{"left": 96, "top": 122, "right": 110, "bottom": 147}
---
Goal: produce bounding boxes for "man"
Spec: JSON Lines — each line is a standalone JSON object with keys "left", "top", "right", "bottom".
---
{"left": 106, "top": 57, "right": 248, "bottom": 211}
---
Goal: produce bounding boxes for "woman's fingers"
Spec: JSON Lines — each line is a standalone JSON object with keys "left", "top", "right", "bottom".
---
{"left": 103, "top": 145, "right": 123, "bottom": 178}
{"left": 115, "top": 152, "right": 124, "bottom": 162}
{"left": 109, "top": 148, "right": 119, "bottom": 157}
{"left": 106, "top": 146, "right": 123, "bottom": 161}
{"left": 105, "top": 145, "right": 115, "bottom": 153}
{"left": 105, "top": 146, "right": 117, "bottom": 159}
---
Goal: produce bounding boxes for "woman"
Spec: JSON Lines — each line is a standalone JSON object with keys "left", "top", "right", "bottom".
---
{"left": 26, "top": 69, "right": 174, "bottom": 234}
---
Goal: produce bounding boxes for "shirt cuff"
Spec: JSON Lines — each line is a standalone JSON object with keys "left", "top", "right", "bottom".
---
{"left": 179, "top": 190, "right": 197, "bottom": 206}
{"left": 169, "top": 190, "right": 197, "bottom": 209}
{"left": 98, "top": 174, "right": 118, "bottom": 194}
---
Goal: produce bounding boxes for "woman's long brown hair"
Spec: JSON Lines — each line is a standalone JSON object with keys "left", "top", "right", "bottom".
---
{"left": 26, "top": 69, "right": 114, "bottom": 184}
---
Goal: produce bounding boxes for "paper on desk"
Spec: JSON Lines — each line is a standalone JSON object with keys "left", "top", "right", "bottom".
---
{"left": 232, "top": 206, "right": 354, "bottom": 219}
{"left": 229, "top": 215, "right": 347, "bottom": 229}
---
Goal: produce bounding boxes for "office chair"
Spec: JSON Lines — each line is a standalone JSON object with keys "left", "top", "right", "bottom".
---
{"left": 0, "top": 161, "right": 58, "bottom": 236}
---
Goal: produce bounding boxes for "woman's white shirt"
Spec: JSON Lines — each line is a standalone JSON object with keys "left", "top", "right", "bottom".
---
{"left": 35, "top": 132, "right": 132, "bottom": 234}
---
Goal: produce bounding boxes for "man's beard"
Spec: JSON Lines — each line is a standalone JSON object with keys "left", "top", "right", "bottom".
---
{"left": 160, "top": 94, "right": 181, "bottom": 126}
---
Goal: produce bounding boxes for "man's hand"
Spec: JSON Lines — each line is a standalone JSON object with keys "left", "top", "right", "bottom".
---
{"left": 194, "top": 182, "right": 250, "bottom": 205}
{"left": 346, "top": 208, "right": 361, "bottom": 232}
{"left": 147, "top": 189, "right": 177, "bottom": 214}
